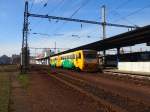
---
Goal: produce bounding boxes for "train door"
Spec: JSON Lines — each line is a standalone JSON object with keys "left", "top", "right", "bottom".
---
{"left": 56, "top": 56, "right": 62, "bottom": 67}
{"left": 75, "top": 51, "right": 84, "bottom": 70}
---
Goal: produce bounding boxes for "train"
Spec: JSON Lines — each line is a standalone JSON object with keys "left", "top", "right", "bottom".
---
{"left": 50, "top": 50, "right": 99, "bottom": 72}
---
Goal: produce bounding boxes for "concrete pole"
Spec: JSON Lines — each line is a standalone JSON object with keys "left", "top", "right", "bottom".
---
{"left": 102, "top": 5, "right": 106, "bottom": 40}
{"left": 101, "top": 5, "right": 106, "bottom": 67}
{"left": 54, "top": 41, "right": 56, "bottom": 54}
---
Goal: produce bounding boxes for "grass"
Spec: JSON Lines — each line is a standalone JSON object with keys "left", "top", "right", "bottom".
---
{"left": 17, "top": 73, "right": 29, "bottom": 89}
{"left": 0, "top": 65, "right": 18, "bottom": 72}
{"left": 0, "top": 73, "right": 10, "bottom": 112}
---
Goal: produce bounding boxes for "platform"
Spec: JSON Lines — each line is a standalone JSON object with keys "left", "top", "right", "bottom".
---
{"left": 104, "top": 68, "right": 150, "bottom": 76}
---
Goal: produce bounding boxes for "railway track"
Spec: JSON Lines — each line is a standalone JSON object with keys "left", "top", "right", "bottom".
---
{"left": 50, "top": 73, "right": 122, "bottom": 112}
{"left": 31, "top": 65, "right": 150, "bottom": 112}
{"left": 48, "top": 68, "right": 150, "bottom": 112}
{"left": 52, "top": 67, "right": 150, "bottom": 87}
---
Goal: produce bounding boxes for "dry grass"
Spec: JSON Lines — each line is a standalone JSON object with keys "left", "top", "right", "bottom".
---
{"left": 0, "top": 65, "right": 18, "bottom": 72}
{"left": 17, "top": 73, "right": 29, "bottom": 89}
{"left": 0, "top": 73, "right": 10, "bottom": 112}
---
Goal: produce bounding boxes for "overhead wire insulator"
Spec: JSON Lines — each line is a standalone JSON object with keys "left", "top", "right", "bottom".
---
{"left": 44, "top": 3, "right": 47, "bottom": 7}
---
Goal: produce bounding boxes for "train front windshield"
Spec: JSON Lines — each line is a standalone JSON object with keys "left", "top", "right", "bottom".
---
{"left": 84, "top": 53, "right": 97, "bottom": 59}
{"left": 83, "top": 51, "right": 97, "bottom": 61}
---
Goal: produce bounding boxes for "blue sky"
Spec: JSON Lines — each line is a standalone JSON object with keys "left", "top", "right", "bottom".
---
{"left": 0, "top": 0, "right": 150, "bottom": 56}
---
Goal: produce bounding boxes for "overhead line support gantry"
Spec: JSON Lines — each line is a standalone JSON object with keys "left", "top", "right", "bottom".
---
{"left": 28, "top": 13, "right": 139, "bottom": 29}
{"left": 22, "top": 1, "right": 139, "bottom": 73}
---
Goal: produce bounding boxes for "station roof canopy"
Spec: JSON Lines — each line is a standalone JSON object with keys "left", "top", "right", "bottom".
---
{"left": 37, "top": 25, "right": 150, "bottom": 59}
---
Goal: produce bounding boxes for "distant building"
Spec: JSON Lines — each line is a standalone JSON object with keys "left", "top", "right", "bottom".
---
{"left": 11, "top": 54, "right": 21, "bottom": 64}
{"left": 30, "top": 56, "right": 36, "bottom": 64}
{"left": 0, "top": 55, "right": 11, "bottom": 64}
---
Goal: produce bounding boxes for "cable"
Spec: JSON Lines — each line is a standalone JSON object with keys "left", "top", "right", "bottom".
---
{"left": 30, "top": 0, "right": 65, "bottom": 32}
{"left": 52, "top": 0, "right": 91, "bottom": 34}
{"left": 108, "top": 0, "right": 138, "bottom": 26}
{"left": 29, "top": 0, "right": 49, "bottom": 34}
{"left": 115, "top": 0, "right": 130, "bottom": 10}
{"left": 113, "top": 4, "right": 150, "bottom": 23}
{"left": 29, "top": 0, "right": 35, "bottom": 11}
{"left": 70, "top": 0, "right": 90, "bottom": 18}
{"left": 53, "top": 0, "right": 77, "bottom": 17}
{"left": 36, "top": 0, "right": 49, "bottom": 13}
{"left": 111, "top": 11, "right": 138, "bottom": 26}
{"left": 47, "top": 0, "right": 65, "bottom": 15}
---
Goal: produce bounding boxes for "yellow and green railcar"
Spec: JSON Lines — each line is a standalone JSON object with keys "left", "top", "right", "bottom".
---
{"left": 50, "top": 50, "right": 99, "bottom": 72}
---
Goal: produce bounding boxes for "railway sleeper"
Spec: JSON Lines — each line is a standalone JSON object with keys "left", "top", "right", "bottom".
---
{"left": 51, "top": 72, "right": 150, "bottom": 112}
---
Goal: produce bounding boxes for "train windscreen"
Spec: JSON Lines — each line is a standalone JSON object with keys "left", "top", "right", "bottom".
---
{"left": 84, "top": 53, "right": 97, "bottom": 59}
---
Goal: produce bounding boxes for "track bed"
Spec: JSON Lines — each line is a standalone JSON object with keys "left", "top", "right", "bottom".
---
{"left": 14, "top": 65, "right": 149, "bottom": 112}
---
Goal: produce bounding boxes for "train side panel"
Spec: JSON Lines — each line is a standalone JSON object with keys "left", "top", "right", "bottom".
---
{"left": 50, "top": 50, "right": 99, "bottom": 72}
{"left": 74, "top": 50, "right": 84, "bottom": 70}
{"left": 56, "top": 56, "right": 62, "bottom": 67}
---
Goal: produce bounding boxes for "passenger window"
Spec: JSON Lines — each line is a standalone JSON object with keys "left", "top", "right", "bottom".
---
{"left": 78, "top": 53, "right": 81, "bottom": 59}
{"left": 73, "top": 54, "right": 75, "bottom": 59}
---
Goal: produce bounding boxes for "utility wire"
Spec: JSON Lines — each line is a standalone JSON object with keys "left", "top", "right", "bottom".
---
{"left": 53, "top": 0, "right": 77, "bottom": 17}
{"left": 29, "top": 0, "right": 49, "bottom": 33}
{"left": 29, "top": 0, "right": 35, "bottom": 11}
{"left": 113, "top": 4, "right": 150, "bottom": 23}
{"left": 47, "top": 0, "right": 65, "bottom": 15}
{"left": 70, "top": 0, "right": 90, "bottom": 18}
{"left": 30, "top": 0, "right": 65, "bottom": 31}
{"left": 52, "top": 0, "right": 91, "bottom": 34}
{"left": 85, "top": 0, "right": 134, "bottom": 40}
{"left": 36, "top": 0, "right": 49, "bottom": 14}
{"left": 115, "top": 0, "right": 130, "bottom": 9}
{"left": 111, "top": 11, "right": 138, "bottom": 26}
{"left": 108, "top": 0, "right": 138, "bottom": 26}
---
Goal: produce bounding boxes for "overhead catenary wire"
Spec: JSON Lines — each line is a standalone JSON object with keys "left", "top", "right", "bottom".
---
{"left": 52, "top": 0, "right": 91, "bottom": 35}
{"left": 53, "top": 0, "right": 137, "bottom": 40}
{"left": 30, "top": 0, "right": 65, "bottom": 32}
{"left": 113, "top": 4, "right": 150, "bottom": 23}
{"left": 29, "top": 1, "right": 143, "bottom": 42}
{"left": 29, "top": 0, "right": 35, "bottom": 11}
{"left": 47, "top": 0, "right": 65, "bottom": 15}
{"left": 29, "top": 0, "right": 48, "bottom": 11}
{"left": 29, "top": 0, "right": 49, "bottom": 36}
{"left": 36, "top": 0, "right": 49, "bottom": 14}
{"left": 111, "top": 11, "right": 138, "bottom": 27}
{"left": 114, "top": 0, "right": 131, "bottom": 10}
{"left": 85, "top": 0, "right": 137, "bottom": 40}
{"left": 108, "top": 0, "right": 138, "bottom": 26}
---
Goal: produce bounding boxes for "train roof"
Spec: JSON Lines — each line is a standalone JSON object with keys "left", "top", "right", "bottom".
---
{"left": 50, "top": 49, "right": 97, "bottom": 57}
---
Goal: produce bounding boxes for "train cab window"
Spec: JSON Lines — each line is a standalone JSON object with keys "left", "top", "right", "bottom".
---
{"left": 84, "top": 53, "right": 96, "bottom": 59}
